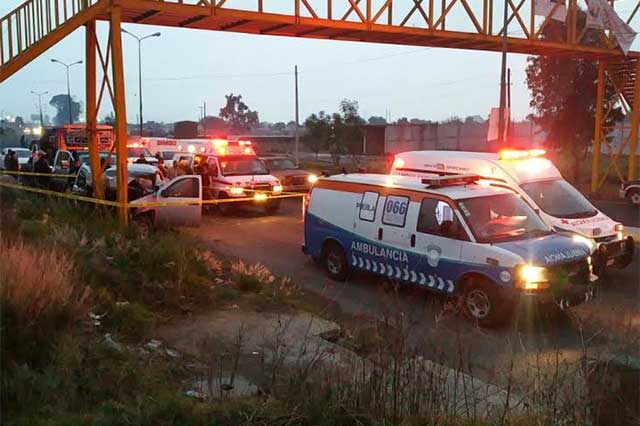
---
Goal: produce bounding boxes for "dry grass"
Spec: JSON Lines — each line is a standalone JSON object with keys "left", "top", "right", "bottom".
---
{"left": 0, "top": 238, "right": 89, "bottom": 328}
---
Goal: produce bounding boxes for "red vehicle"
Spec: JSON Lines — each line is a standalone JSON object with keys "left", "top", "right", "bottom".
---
{"left": 31, "top": 124, "right": 115, "bottom": 191}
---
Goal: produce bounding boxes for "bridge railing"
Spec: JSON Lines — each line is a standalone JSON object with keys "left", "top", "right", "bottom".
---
{"left": 145, "top": 0, "right": 638, "bottom": 45}
{"left": 0, "top": 0, "right": 97, "bottom": 66}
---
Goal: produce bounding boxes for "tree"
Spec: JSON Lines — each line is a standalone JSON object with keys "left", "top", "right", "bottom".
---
{"left": 526, "top": 18, "right": 622, "bottom": 183}
{"left": 102, "top": 112, "right": 115, "bottom": 125}
{"left": 334, "top": 99, "right": 365, "bottom": 156}
{"left": 368, "top": 116, "right": 387, "bottom": 125}
{"left": 303, "top": 112, "right": 331, "bottom": 159}
{"left": 218, "top": 93, "right": 259, "bottom": 132}
{"left": 49, "top": 94, "right": 81, "bottom": 125}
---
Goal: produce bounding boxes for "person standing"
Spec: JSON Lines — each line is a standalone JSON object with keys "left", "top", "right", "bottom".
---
{"left": 33, "top": 151, "right": 51, "bottom": 188}
{"left": 4, "top": 150, "right": 19, "bottom": 173}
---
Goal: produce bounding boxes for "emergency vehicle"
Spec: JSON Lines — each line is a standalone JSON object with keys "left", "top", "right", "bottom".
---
{"left": 35, "top": 124, "right": 114, "bottom": 191}
{"left": 390, "top": 150, "right": 634, "bottom": 274}
{"left": 303, "top": 173, "right": 597, "bottom": 326}
{"left": 169, "top": 139, "right": 283, "bottom": 213}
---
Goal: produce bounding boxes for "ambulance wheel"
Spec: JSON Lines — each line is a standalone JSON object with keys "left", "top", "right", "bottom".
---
{"left": 323, "top": 241, "right": 349, "bottom": 281}
{"left": 628, "top": 189, "right": 640, "bottom": 205}
{"left": 460, "top": 277, "right": 509, "bottom": 327}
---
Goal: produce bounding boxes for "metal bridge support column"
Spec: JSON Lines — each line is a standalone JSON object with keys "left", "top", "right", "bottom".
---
{"left": 85, "top": 18, "right": 103, "bottom": 199}
{"left": 591, "top": 60, "right": 605, "bottom": 194}
{"left": 109, "top": 0, "right": 129, "bottom": 226}
{"left": 629, "top": 60, "right": 640, "bottom": 181}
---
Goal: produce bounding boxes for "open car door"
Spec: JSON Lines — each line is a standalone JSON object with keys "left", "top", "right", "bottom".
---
{"left": 154, "top": 175, "right": 202, "bottom": 226}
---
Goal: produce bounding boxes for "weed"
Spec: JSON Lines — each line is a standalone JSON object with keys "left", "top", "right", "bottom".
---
{"left": 231, "top": 261, "right": 276, "bottom": 293}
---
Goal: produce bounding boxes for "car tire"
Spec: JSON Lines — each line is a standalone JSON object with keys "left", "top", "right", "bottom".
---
{"left": 460, "top": 277, "right": 510, "bottom": 327}
{"left": 265, "top": 199, "right": 281, "bottom": 214}
{"left": 627, "top": 189, "right": 640, "bottom": 205}
{"left": 323, "top": 241, "right": 349, "bottom": 282}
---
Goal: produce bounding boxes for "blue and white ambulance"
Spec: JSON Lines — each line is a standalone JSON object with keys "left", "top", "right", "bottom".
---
{"left": 303, "top": 173, "right": 597, "bottom": 326}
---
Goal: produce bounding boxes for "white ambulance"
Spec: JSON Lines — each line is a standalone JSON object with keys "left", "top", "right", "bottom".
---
{"left": 170, "top": 139, "right": 283, "bottom": 213}
{"left": 303, "top": 173, "right": 597, "bottom": 326}
{"left": 390, "top": 150, "right": 634, "bottom": 275}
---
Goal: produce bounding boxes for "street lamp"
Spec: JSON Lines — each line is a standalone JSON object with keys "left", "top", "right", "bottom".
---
{"left": 121, "top": 28, "right": 161, "bottom": 137}
{"left": 50, "top": 59, "right": 83, "bottom": 124}
{"left": 30, "top": 90, "right": 48, "bottom": 127}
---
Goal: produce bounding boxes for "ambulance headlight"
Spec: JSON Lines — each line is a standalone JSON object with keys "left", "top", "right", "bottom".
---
{"left": 308, "top": 174, "right": 318, "bottom": 184}
{"left": 515, "top": 265, "right": 549, "bottom": 290}
{"left": 273, "top": 184, "right": 283, "bottom": 193}
{"left": 572, "top": 234, "right": 595, "bottom": 251}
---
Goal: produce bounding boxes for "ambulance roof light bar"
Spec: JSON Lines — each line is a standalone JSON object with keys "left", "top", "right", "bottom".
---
{"left": 498, "top": 148, "right": 546, "bottom": 161}
{"left": 421, "top": 174, "right": 482, "bottom": 188}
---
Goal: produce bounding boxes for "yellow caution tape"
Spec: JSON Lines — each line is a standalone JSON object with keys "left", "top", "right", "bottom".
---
{"left": 0, "top": 180, "right": 121, "bottom": 207}
{"left": 0, "top": 179, "right": 304, "bottom": 209}
{"left": 0, "top": 169, "right": 78, "bottom": 178}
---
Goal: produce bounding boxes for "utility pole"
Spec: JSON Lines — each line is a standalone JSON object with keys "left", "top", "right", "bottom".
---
{"left": 121, "top": 29, "right": 161, "bottom": 137}
{"left": 51, "top": 59, "right": 83, "bottom": 124}
{"left": 294, "top": 65, "right": 300, "bottom": 166}
{"left": 203, "top": 101, "right": 207, "bottom": 136}
{"left": 31, "top": 90, "right": 48, "bottom": 127}
{"left": 497, "top": 0, "right": 509, "bottom": 145}
{"left": 507, "top": 67, "right": 511, "bottom": 142}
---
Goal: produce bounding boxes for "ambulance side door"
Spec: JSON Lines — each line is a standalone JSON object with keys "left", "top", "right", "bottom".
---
{"left": 353, "top": 190, "right": 382, "bottom": 242}
{"left": 412, "top": 196, "right": 467, "bottom": 293}
{"left": 379, "top": 193, "right": 413, "bottom": 249}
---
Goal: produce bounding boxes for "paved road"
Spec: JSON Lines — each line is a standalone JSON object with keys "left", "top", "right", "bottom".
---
{"left": 186, "top": 199, "right": 640, "bottom": 385}
{"left": 591, "top": 199, "right": 639, "bottom": 228}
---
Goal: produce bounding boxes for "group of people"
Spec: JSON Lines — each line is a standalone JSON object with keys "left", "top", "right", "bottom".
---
{"left": 4, "top": 148, "right": 52, "bottom": 188}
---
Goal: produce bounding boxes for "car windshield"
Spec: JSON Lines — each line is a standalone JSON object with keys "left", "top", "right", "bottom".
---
{"left": 127, "top": 147, "right": 152, "bottom": 158}
{"left": 265, "top": 159, "right": 296, "bottom": 170}
{"left": 457, "top": 193, "right": 551, "bottom": 243}
{"left": 219, "top": 156, "right": 269, "bottom": 176}
{"left": 520, "top": 178, "right": 597, "bottom": 219}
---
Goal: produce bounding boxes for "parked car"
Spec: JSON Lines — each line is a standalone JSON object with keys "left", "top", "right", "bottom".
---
{"left": 1, "top": 147, "right": 31, "bottom": 169}
{"left": 620, "top": 180, "right": 640, "bottom": 205}
{"left": 260, "top": 156, "right": 317, "bottom": 192}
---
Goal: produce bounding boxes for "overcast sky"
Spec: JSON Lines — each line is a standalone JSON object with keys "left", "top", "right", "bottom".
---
{"left": 1, "top": 1, "right": 638, "bottom": 124}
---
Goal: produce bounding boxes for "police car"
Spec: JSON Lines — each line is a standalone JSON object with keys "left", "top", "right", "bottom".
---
{"left": 303, "top": 173, "right": 597, "bottom": 326}
{"left": 390, "top": 149, "right": 634, "bottom": 275}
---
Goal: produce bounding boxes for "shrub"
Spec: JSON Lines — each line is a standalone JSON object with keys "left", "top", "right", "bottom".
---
{"left": 231, "top": 261, "right": 276, "bottom": 293}
{"left": 0, "top": 238, "right": 89, "bottom": 329}
{"left": 0, "top": 239, "right": 90, "bottom": 365}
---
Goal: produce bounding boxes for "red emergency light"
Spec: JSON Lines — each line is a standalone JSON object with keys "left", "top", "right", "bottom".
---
{"left": 498, "top": 148, "right": 546, "bottom": 161}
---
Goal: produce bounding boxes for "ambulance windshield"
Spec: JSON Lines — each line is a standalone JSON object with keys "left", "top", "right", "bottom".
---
{"left": 219, "top": 156, "right": 269, "bottom": 176}
{"left": 458, "top": 193, "right": 551, "bottom": 243}
{"left": 520, "top": 179, "right": 597, "bottom": 219}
